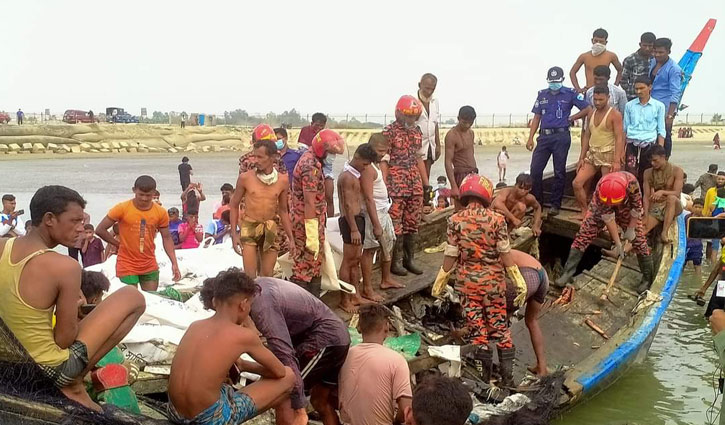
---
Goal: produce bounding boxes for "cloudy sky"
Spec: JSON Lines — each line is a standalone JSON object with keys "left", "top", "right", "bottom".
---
{"left": 1, "top": 0, "right": 721, "bottom": 118}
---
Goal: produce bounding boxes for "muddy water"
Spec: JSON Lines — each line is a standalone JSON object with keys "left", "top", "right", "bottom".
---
{"left": 0, "top": 141, "right": 722, "bottom": 424}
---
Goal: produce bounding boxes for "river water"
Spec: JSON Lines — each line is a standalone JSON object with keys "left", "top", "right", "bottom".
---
{"left": 0, "top": 141, "right": 722, "bottom": 424}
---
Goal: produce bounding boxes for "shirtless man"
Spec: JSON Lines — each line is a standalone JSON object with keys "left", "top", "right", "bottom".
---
{"left": 230, "top": 140, "right": 295, "bottom": 279}
{"left": 492, "top": 173, "right": 542, "bottom": 236}
{"left": 0, "top": 185, "right": 145, "bottom": 411}
{"left": 642, "top": 144, "right": 684, "bottom": 243}
{"left": 338, "top": 144, "right": 377, "bottom": 313}
{"left": 573, "top": 85, "right": 625, "bottom": 220}
{"left": 168, "top": 268, "right": 295, "bottom": 425}
{"left": 569, "top": 28, "right": 623, "bottom": 93}
{"left": 444, "top": 106, "right": 478, "bottom": 209}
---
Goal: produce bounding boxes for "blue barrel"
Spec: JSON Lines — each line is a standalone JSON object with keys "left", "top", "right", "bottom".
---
{"left": 199, "top": 114, "right": 205, "bottom": 126}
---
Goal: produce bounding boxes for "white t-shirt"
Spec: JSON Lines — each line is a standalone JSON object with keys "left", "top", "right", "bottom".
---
{"left": 497, "top": 151, "right": 508, "bottom": 166}
{"left": 416, "top": 97, "right": 440, "bottom": 158}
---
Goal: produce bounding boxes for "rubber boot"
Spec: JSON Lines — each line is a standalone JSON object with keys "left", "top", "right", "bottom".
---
{"left": 391, "top": 238, "right": 408, "bottom": 277}
{"left": 292, "top": 277, "right": 322, "bottom": 298}
{"left": 497, "top": 346, "right": 516, "bottom": 388}
{"left": 473, "top": 347, "right": 493, "bottom": 383}
{"left": 554, "top": 249, "right": 584, "bottom": 287}
{"left": 403, "top": 234, "right": 424, "bottom": 275}
{"left": 636, "top": 254, "right": 655, "bottom": 293}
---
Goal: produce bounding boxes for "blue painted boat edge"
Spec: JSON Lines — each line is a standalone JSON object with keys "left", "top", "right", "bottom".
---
{"left": 576, "top": 213, "right": 686, "bottom": 392}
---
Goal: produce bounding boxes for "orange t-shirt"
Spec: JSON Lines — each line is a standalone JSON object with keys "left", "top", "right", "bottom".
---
{"left": 107, "top": 200, "right": 169, "bottom": 277}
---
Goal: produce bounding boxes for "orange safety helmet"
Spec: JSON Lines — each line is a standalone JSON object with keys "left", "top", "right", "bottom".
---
{"left": 252, "top": 124, "right": 276, "bottom": 142}
{"left": 311, "top": 129, "right": 346, "bottom": 158}
{"left": 459, "top": 174, "right": 494, "bottom": 205}
{"left": 597, "top": 172, "right": 628, "bottom": 206}
{"left": 395, "top": 95, "right": 422, "bottom": 116}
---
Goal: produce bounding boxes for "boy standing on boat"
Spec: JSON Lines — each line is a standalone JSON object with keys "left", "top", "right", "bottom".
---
{"left": 383, "top": 95, "right": 431, "bottom": 276}
{"left": 230, "top": 139, "right": 295, "bottom": 279}
{"left": 290, "top": 129, "right": 346, "bottom": 296}
{"left": 434, "top": 174, "right": 527, "bottom": 387}
{"left": 556, "top": 171, "right": 655, "bottom": 293}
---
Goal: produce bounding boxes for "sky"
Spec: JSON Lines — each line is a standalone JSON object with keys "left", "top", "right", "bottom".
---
{"left": 1, "top": 0, "right": 721, "bottom": 118}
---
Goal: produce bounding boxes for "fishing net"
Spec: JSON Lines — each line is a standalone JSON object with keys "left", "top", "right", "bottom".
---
{"left": 482, "top": 371, "right": 566, "bottom": 425}
{"left": 0, "top": 316, "right": 166, "bottom": 424}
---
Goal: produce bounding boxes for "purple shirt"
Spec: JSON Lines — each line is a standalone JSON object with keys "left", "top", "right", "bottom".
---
{"left": 298, "top": 125, "right": 318, "bottom": 147}
{"left": 81, "top": 237, "right": 104, "bottom": 268}
{"left": 250, "top": 278, "right": 350, "bottom": 409}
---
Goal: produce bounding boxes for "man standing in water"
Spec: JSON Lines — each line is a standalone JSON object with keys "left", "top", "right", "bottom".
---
{"left": 230, "top": 140, "right": 295, "bottom": 279}
{"left": 527, "top": 66, "right": 591, "bottom": 216}
{"left": 444, "top": 106, "right": 478, "bottom": 210}
{"left": 569, "top": 28, "right": 623, "bottom": 93}
{"left": 290, "top": 129, "right": 346, "bottom": 295}
{"left": 621, "top": 32, "right": 657, "bottom": 101}
{"left": 337, "top": 144, "right": 378, "bottom": 312}
{"left": 384, "top": 95, "right": 430, "bottom": 277}
{"left": 416, "top": 73, "right": 441, "bottom": 182}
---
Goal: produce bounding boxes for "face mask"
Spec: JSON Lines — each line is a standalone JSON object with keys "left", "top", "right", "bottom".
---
{"left": 548, "top": 82, "right": 563, "bottom": 91}
{"left": 326, "top": 154, "right": 337, "bottom": 164}
{"left": 275, "top": 139, "right": 285, "bottom": 150}
{"left": 591, "top": 43, "right": 606, "bottom": 56}
{"left": 437, "top": 183, "right": 446, "bottom": 189}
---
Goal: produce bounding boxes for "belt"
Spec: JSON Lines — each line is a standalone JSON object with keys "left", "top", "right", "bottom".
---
{"left": 541, "top": 128, "right": 569, "bottom": 136}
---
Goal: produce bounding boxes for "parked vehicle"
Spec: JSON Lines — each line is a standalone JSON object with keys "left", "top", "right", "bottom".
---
{"left": 0, "top": 112, "right": 10, "bottom": 124}
{"left": 62, "top": 110, "right": 96, "bottom": 124}
{"left": 105, "top": 107, "right": 139, "bottom": 124}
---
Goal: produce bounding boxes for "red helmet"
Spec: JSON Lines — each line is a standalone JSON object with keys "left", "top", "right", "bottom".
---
{"left": 598, "top": 172, "right": 628, "bottom": 206}
{"left": 395, "top": 95, "right": 422, "bottom": 117}
{"left": 252, "top": 124, "right": 276, "bottom": 142}
{"left": 311, "top": 129, "right": 345, "bottom": 158}
{"left": 459, "top": 174, "right": 494, "bottom": 204}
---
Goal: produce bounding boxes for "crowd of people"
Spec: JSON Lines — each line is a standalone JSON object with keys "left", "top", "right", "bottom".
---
{"left": 0, "top": 25, "right": 723, "bottom": 425}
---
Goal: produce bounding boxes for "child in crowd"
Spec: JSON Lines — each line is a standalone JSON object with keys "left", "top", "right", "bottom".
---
{"left": 168, "top": 268, "right": 294, "bottom": 425}
{"left": 205, "top": 210, "right": 232, "bottom": 246}
{"left": 24, "top": 220, "right": 32, "bottom": 234}
{"left": 168, "top": 207, "right": 183, "bottom": 248}
{"left": 212, "top": 183, "right": 234, "bottom": 218}
{"left": 681, "top": 183, "right": 695, "bottom": 211}
{"left": 96, "top": 175, "right": 181, "bottom": 291}
{"left": 80, "top": 270, "right": 111, "bottom": 306}
{"left": 80, "top": 224, "right": 105, "bottom": 268}
{"left": 497, "top": 146, "right": 510, "bottom": 182}
{"left": 181, "top": 183, "right": 206, "bottom": 215}
{"left": 213, "top": 194, "right": 231, "bottom": 221}
{"left": 153, "top": 190, "right": 162, "bottom": 206}
{"left": 433, "top": 176, "right": 451, "bottom": 209}
{"left": 685, "top": 199, "right": 704, "bottom": 289}
{"left": 178, "top": 211, "right": 204, "bottom": 249}
{"left": 436, "top": 196, "right": 450, "bottom": 210}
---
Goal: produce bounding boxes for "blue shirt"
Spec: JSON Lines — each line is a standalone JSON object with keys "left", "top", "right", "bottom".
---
{"left": 205, "top": 219, "right": 225, "bottom": 244}
{"left": 169, "top": 219, "right": 182, "bottom": 245}
{"left": 649, "top": 57, "right": 683, "bottom": 107}
{"left": 623, "top": 97, "right": 666, "bottom": 143}
{"left": 281, "top": 147, "right": 303, "bottom": 186}
{"left": 531, "top": 87, "right": 589, "bottom": 129}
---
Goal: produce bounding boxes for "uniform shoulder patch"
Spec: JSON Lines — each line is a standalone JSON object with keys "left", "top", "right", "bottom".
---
{"left": 576, "top": 93, "right": 585, "bottom": 101}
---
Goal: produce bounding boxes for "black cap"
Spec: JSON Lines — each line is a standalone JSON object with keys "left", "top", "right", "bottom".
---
{"left": 546, "top": 66, "right": 565, "bottom": 82}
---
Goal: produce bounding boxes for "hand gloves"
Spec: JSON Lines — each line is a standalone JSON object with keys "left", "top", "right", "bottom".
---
{"left": 614, "top": 241, "right": 625, "bottom": 259}
{"left": 622, "top": 226, "right": 636, "bottom": 242}
{"left": 432, "top": 266, "right": 453, "bottom": 298}
{"left": 304, "top": 218, "right": 320, "bottom": 259}
{"left": 423, "top": 185, "right": 434, "bottom": 206}
{"left": 506, "top": 265, "right": 527, "bottom": 307}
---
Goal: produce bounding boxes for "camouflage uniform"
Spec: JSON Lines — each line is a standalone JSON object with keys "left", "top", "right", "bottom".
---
{"left": 447, "top": 205, "right": 513, "bottom": 349}
{"left": 290, "top": 150, "right": 326, "bottom": 283}
{"left": 238, "top": 151, "right": 290, "bottom": 253}
{"left": 383, "top": 122, "right": 424, "bottom": 236}
{"left": 572, "top": 171, "right": 650, "bottom": 255}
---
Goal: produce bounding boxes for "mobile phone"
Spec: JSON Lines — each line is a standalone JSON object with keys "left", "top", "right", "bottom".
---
{"left": 15, "top": 209, "right": 24, "bottom": 216}
{"left": 687, "top": 217, "right": 725, "bottom": 239}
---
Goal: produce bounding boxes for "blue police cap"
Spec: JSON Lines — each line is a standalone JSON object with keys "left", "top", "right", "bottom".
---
{"left": 546, "top": 66, "right": 565, "bottom": 82}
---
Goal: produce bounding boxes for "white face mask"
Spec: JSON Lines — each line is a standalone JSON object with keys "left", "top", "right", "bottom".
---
{"left": 256, "top": 168, "right": 279, "bottom": 185}
{"left": 591, "top": 43, "right": 606, "bottom": 56}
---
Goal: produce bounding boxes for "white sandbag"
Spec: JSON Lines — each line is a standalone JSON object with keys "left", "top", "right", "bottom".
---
{"left": 122, "top": 321, "right": 186, "bottom": 346}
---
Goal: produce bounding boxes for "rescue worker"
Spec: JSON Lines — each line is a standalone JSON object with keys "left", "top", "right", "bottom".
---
{"left": 290, "top": 129, "right": 346, "bottom": 295}
{"left": 527, "top": 66, "right": 591, "bottom": 216}
{"left": 556, "top": 171, "right": 654, "bottom": 293}
{"left": 383, "top": 95, "right": 432, "bottom": 276}
{"left": 433, "top": 174, "right": 527, "bottom": 387}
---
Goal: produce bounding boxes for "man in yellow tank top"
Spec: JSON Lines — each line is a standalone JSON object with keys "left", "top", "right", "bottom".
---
{"left": 0, "top": 185, "right": 145, "bottom": 411}
{"left": 572, "top": 85, "right": 625, "bottom": 220}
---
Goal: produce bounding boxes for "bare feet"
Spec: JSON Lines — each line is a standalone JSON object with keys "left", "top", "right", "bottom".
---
{"left": 527, "top": 365, "right": 548, "bottom": 376}
{"left": 339, "top": 297, "right": 358, "bottom": 314}
{"left": 352, "top": 294, "right": 374, "bottom": 306}
{"left": 380, "top": 279, "right": 405, "bottom": 290}
{"left": 361, "top": 288, "right": 385, "bottom": 303}
{"left": 61, "top": 380, "right": 102, "bottom": 412}
{"left": 576, "top": 211, "right": 587, "bottom": 221}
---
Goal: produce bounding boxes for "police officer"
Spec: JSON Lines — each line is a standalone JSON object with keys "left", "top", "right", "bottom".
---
{"left": 527, "top": 66, "right": 591, "bottom": 216}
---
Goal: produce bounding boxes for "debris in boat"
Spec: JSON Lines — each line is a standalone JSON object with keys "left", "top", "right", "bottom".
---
{"left": 573, "top": 342, "right": 580, "bottom": 347}
{"left": 584, "top": 318, "right": 610, "bottom": 339}
{"left": 591, "top": 345, "right": 601, "bottom": 349}
{"left": 599, "top": 256, "right": 623, "bottom": 305}
{"left": 427, "top": 345, "right": 462, "bottom": 377}
{"left": 391, "top": 305, "right": 408, "bottom": 336}
{"left": 553, "top": 286, "right": 575, "bottom": 305}
{"left": 423, "top": 241, "right": 446, "bottom": 253}
{"left": 410, "top": 294, "right": 435, "bottom": 319}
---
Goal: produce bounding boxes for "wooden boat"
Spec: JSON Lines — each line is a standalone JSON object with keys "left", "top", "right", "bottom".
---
{"left": 0, "top": 167, "right": 685, "bottom": 424}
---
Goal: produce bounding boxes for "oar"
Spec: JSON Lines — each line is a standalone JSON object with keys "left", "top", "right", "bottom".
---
{"left": 599, "top": 256, "right": 623, "bottom": 304}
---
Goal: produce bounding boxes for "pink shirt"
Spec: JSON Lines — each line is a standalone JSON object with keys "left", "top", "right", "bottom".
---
{"left": 178, "top": 222, "right": 203, "bottom": 249}
{"left": 338, "top": 343, "right": 412, "bottom": 425}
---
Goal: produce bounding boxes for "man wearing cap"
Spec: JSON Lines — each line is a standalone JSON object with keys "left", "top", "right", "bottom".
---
{"left": 556, "top": 171, "right": 654, "bottom": 293}
{"left": 383, "top": 96, "right": 431, "bottom": 277}
{"left": 290, "top": 129, "right": 346, "bottom": 295}
{"left": 527, "top": 66, "right": 591, "bottom": 216}
{"left": 298, "top": 113, "right": 337, "bottom": 217}
{"left": 416, "top": 73, "right": 441, "bottom": 182}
